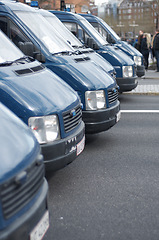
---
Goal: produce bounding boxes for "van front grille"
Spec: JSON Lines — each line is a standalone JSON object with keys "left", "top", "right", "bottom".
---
{"left": 108, "top": 87, "right": 118, "bottom": 105}
{"left": 63, "top": 105, "right": 82, "bottom": 133}
{"left": 0, "top": 162, "right": 44, "bottom": 219}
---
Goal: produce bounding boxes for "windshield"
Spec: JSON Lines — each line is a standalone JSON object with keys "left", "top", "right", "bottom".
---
{"left": 80, "top": 19, "right": 108, "bottom": 46}
{"left": 0, "top": 30, "right": 24, "bottom": 63}
{"left": 14, "top": 11, "right": 75, "bottom": 54}
{"left": 44, "top": 15, "right": 82, "bottom": 48}
{"left": 100, "top": 18, "right": 121, "bottom": 41}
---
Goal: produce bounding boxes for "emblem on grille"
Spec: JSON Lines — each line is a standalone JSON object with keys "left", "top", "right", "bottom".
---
{"left": 15, "top": 171, "right": 27, "bottom": 186}
{"left": 112, "top": 88, "right": 117, "bottom": 93}
{"left": 70, "top": 109, "right": 76, "bottom": 117}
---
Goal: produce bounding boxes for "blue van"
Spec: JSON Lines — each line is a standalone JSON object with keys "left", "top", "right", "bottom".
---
{"left": 52, "top": 10, "right": 138, "bottom": 93}
{"left": 39, "top": 9, "right": 116, "bottom": 78}
{"left": 0, "top": 29, "right": 85, "bottom": 171}
{"left": 0, "top": 0, "right": 120, "bottom": 134}
{"left": 0, "top": 103, "right": 49, "bottom": 240}
{"left": 80, "top": 14, "right": 145, "bottom": 78}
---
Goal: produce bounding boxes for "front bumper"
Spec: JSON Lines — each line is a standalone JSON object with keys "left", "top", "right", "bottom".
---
{"left": 136, "top": 65, "right": 145, "bottom": 77}
{"left": 83, "top": 100, "right": 120, "bottom": 134}
{"left": 116, "top": 76, "right": 138, "bottom": 92}
{"left": 0, "top": 179, "right": 48, "bottom": 240}
{"left": 42, "top": 121, "right": 85, "bottom": 171}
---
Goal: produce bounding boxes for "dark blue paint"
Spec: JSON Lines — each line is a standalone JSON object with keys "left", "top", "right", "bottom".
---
{"left": 0, "top": 103, "right": 48, "bottom": 239}
{"left": 0, "top": 0, "right": 120, "bottom": 133}
{"left": 80, "top": 13, "right": 145, "bottom": 77}
{"left": 52, "top": 10, "right": 138, "bottom": 92}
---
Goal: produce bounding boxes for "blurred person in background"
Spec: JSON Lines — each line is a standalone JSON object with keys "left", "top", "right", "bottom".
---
{"left": 152, "top": 29, "right": 159, "bottom": 72}
{"left": 137, "top": 30, "right": 143, "bottom": 52}
{"left": 141, "top": 33, "right": 151, "bottom": 70}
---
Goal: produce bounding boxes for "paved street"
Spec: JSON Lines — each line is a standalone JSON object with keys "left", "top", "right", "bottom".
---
{"left": 44, "top": 70, "right": 159, "bottom": 240}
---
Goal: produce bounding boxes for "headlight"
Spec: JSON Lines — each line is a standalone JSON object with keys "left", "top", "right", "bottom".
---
{"left": 28, "top": 115, "right": 60, "bottom": 144}
{"left": 85, "top": 90, "right": 106, "bottom": 110}
{"left": 122, "top": 66, "right": 133, "bottom": 78}
{"left": 134, "top": 56, "right": 142, "bottom": 66}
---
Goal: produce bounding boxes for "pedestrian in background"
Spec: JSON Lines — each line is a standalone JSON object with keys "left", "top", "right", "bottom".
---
{"left": 137, "top": 30, "right": 143, "bottom": 52}
{"left": 152, "top": 29, "right": 159, "bottom": 72}
{"left": 141, "top": 33, "right": 150, "bottom": 70}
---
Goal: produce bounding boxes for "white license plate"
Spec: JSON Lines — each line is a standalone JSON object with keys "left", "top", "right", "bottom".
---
{"left": 76, "top": 135, "right": 85, "bottom": 156}
{"left": 30, "top": 211, "right": 49, "bottom": 240}
{"left": 116, "top": 110, "right": 121, "bottom": 122}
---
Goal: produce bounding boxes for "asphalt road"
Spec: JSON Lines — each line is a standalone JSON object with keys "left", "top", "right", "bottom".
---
{"left": 44, "top": 93, "right": 159, "bottom": 240}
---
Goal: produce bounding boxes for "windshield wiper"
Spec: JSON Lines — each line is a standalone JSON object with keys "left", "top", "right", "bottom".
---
{"left": 0, "top": 61, "right": 13, "bottom": 66}
{"left": 52, "top": 51, "right": 74, "bottom": 56}
{"left": 0, "top": 56, "right": 33, "bottom": 67}
{"left": 13, "top": 56, "right": 34, "bottom": 63}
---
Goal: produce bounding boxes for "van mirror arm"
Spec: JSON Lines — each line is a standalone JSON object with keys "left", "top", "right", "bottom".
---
{"left": 34, "top": 52, "right": 46, "bottom": 63}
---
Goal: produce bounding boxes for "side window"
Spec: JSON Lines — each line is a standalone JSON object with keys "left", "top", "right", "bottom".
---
{"left": 83, "top": 31, "right": 90, "bottom": 46}
{"left": 77, "top": 25, "right": 84, "bottom": 41}
{"left": 0, "top": 16, "right": 45, "bottom": 62}
{"left": 99, "top": 26, "right": 108, "bottom": 41}
{"left": 9, "top": 21, "right": 29, "bottom": 47}
{"left": 63, "top": 22, "right": 78, "bottom": 37}
{"left": 91, "top": 22, "right": 99, "bottom": 32}
{"left": 0, "top": 16, "right": 8, "bottom": 35}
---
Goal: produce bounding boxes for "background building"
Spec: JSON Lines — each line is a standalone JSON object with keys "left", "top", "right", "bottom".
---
{"left": 20, "top": 0, "right": 97, "bottom": 13}
{"left": 98, "top": 0, "right": 158, "bottom": 38}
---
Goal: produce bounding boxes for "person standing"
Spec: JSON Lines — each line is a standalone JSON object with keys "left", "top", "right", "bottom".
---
{"left": 141, "top": 33, "right": 149, "bottom": 70}
{"left": 137, "top": 30, "right": 143, "bottom": 52}
{"left": 152, "top": 29, "right": 159, "bottom": 72}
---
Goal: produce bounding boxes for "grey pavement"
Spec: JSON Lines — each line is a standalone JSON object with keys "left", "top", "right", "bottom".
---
{"left": 126, "top": 70, "right": 159, "bottom": 94}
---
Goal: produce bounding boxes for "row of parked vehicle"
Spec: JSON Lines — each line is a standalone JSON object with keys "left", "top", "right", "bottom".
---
{"left": 0, "top": 1, "right": 145, "bottom": 239}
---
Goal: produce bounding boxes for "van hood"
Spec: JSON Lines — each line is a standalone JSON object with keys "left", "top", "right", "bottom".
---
{"left": 120, "top": 41, "right": 143, "bottom": 56}
{"left": 79, "top": 49, "right": 115, "bottom": 74}
{"left": 105, "top": 45, "right": 135, "bottom": 65}
{"left": 48, "top": 54, "right": 116, "bottom": 91}
{"left": 0, "top": 63, "right": 79, "bottom": 123}
{"left": 0, "top": 103, "right": 40, "bottom": 183}
{"left": 116, "top": 42, "right": 135, "bottom": 57}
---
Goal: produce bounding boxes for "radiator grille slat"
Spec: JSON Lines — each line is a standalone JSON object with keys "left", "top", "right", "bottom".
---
{"left": 1, "top": 163, "right": 44, "bottom": 219}
{"left": 108, "top": 88, "right": 118, "bottom": 105}
{"left": 63, "top": 105, "right": 82, "bottom": 133}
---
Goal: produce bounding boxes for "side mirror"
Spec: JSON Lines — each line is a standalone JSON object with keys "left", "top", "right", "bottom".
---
{"left": 93, "top": 42, "right": 99, "bottom": 50}
{"left": 18, "top": 42, "right": 45, "bottom": 63}
{"left": 86, "top": 37, "right": 93, "bottom": 48}
{"left": 107, "top": 34, "right": 112, "bottom": 43}
{"left": 18, "top": 41, "right": 34, "bottom": 57}
{"left": 86, "top": 38, "right": 99, "bottom": 50}
{"left": 107, "top": 34, "right": 116, "bottom": 44}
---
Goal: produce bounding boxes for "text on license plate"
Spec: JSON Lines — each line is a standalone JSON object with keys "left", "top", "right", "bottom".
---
{"left": 30, "top": 211, "right": 49, "bottom": 240}
{"left": 77, "top": 135, "right": 85, "bottom": 156}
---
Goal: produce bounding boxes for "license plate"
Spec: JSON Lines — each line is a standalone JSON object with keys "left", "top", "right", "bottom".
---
{"left": 30, "top": 211, "right": 49, "bottom": 240}
{"left": 116, "top": 111, "right": 121, "bottom": 122}
{"left": 76, "top": 135, "right": 85, "bottom": 156}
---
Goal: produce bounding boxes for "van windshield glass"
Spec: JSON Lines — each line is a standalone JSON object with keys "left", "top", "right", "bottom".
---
{"left": 44, "top": 15, "right": 82, "bottom": 48}
{"left": 100, "top": 18, "right": 121, "bottom": 41}
{"left": 80, "top": 19, "right": 108, "bottom": 46}
{"left": 0, "top": 31, "right": 23, "bottom": 63}
{"left": 14, "top": 11, "right": 74, "bottom": 54}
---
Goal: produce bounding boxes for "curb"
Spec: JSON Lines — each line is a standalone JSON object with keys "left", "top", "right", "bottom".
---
{"left": 124, "top": 85, "right": 159, "bottom": 95}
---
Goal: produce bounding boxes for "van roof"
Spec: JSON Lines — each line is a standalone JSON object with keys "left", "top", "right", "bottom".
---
{"left": 0, "top": 0, "right": 36, "bottom": 12}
